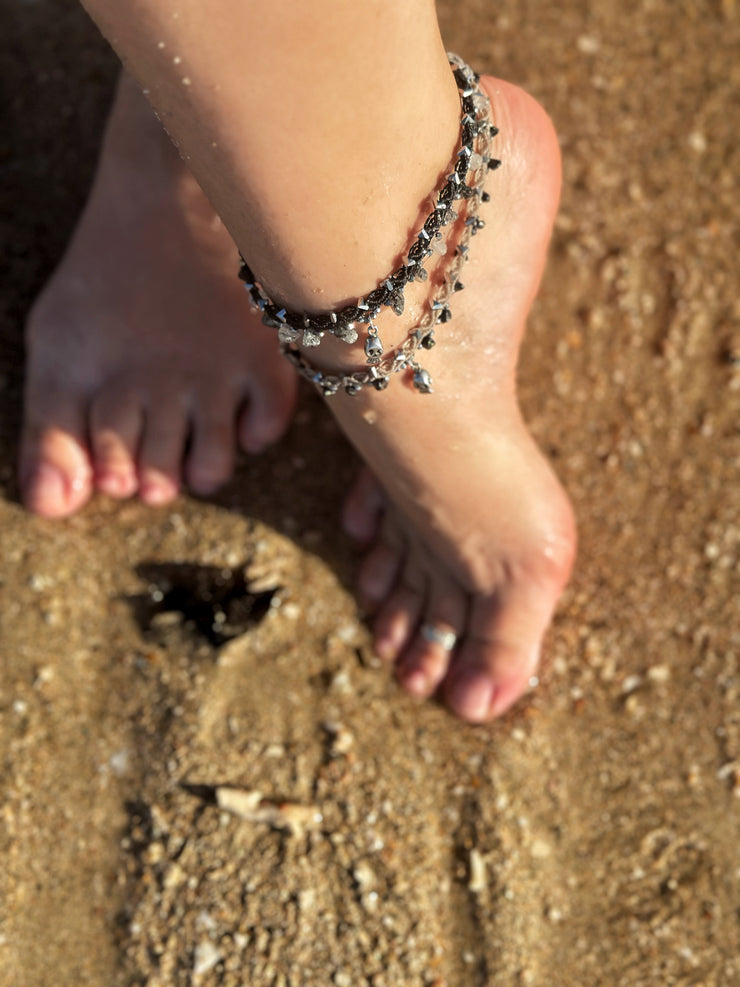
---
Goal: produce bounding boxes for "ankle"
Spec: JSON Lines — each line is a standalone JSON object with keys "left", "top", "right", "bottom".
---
{"left": 245, "top": 57, "right": 500, "bottom": 396}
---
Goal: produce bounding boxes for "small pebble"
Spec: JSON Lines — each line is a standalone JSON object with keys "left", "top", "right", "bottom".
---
{"left": 621, "top": 674, "right": 642, "bottom": 694}
{"left": 647, "top": 664, "right": 671, "bottom": 683}
{"left": 109, "top": 749, "right": 131, "bottom": 778}
{"left": 531, "top": 839, "right": 552, "bottom": 860}
{"left": 330, "top": 670, "right": 353, "bottom": 695}
{"left": 577, "top": 34, "right": 600, "bottom": 54}
{"left": 193, "top": 941, "right": 222, "bottom": 976}
{"left": 468, "top": 848, "right": 487, "bottom": 893}
{"left": 353, "top": 860, "right": 376, "bottom": 890}
{"left": 688, "top": 131, "right": 707, "bottom": 153}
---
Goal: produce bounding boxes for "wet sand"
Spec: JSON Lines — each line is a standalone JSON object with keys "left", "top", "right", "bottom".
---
{"left": 1, "top": 1, "right": 738, "bottom": 984}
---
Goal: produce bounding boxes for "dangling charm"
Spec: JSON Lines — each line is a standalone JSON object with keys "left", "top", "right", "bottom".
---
{"left": 413, "top": 366, "right": 433, "bottom": 394}
{"left": 302, "top": 328, "right": 322, "bottom": 347}
{"left": 364, "top": 326, "right": 384, "bottom": 365}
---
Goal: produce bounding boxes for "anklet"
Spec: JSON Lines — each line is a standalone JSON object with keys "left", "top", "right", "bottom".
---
{"left": 238, "top": 54, "right": 499, "bottom": 396}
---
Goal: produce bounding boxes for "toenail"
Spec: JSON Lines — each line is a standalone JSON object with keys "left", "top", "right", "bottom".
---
{"left": 140, "top": 482, "right": 177, "bottom": 505}
{"left": 375, "top": 638, "right": 395, "bottom": 662}
{"left": 98, "top": 471, "right": 136, "bottom": 496}
{"left": 447, "top": 667, "right": 496, "bottom": 722}
{"left": 28, "top": 462, "right": 66, "bottom": 499}
{"left": 401, "top": 669, "right": 428, "bottom": 696}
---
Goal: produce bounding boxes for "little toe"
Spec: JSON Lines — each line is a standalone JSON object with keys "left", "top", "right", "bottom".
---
{"left": 90, "top": 389, "right": 142, "bottom": 498}
{"left": 357, "top": 515, "right": 405, "bottom": 608}
{"left": 137, "top": 397, "right": 187, "bottom": 505}
{"left": 20, "top": 390, "right": 93, "bottom": 518}
{"left": 397, "top": 582, "right": 467, "bottom": 699}
{"left": 373, "top": 558, "right": 427, "bottom": 663}
{"left": 357, "top": 540, "right": 403, "bottom": 610}
{"left": 186, "top": 404, "right": 236, "bottom": 496}
{"left": 342, "top": 467, "right": 385, "bottom": 543}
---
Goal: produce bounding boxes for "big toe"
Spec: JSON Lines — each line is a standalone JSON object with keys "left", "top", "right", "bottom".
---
{"left": 444, "top": 638, "right": 539, "bottom": 724}
{"left": 20, "top": 395, "right": 93, "bottom": 518}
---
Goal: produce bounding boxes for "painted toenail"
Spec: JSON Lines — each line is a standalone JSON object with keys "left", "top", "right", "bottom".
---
{"left": 447, "top": 668, "right": 495, "bottom": 722}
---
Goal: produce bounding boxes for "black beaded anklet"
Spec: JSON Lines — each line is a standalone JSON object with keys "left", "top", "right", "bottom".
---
{"left": 237, "top": 54, "right": 500, "bottom": 396}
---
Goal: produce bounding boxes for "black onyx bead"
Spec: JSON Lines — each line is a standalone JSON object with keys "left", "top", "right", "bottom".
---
{"left": 341, "top": 306, "right": 363, "bottom": 324}
{"left": 313, "top": 314, "right": 333, "bottom": 334}
{"left": 453, "top": 68, "right": 468, "bottom": 89}
{"left": 438, "top": 185, "right": 454, "bottom": 205}
{"left": 373, "top": 377, "right": 389, "bottom": 391}
{"left": 481, "top": 191, "right": 491, "bottom": 202}
{"left": 454, "top": 281, "right": 465, "bottom": 292}
{"left": 439, "top": 307, "right": 452, "bottom": 323}
{"left": 424, "top": 212, "right": 442, "bottom": 235}
{"left": 238, "top": 259, "right": 255, "bottom": 282}
{"left": 488, "top": 158, "right": 502, "bottom": 170}
{"left": 365, "top": 287, "right": 387, "bottom": 309}
{"left": 421, "top": 333, "right": 436, "bottom": 350}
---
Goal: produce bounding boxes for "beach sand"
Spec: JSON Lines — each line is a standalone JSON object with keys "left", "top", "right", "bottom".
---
{"left": 1, "top": 1, "right": 738, "bottom": 984}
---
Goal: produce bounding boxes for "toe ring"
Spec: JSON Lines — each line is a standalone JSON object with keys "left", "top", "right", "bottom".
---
{"left": 421, "top": 623, "right": 457, "bottom": 651}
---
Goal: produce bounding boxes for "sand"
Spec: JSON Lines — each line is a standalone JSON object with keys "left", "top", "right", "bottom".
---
{"left": 1, "top": 0, "right": 738, "bottom": 984}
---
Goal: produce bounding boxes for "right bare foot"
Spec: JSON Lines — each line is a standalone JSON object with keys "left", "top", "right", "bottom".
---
{"left": 21, "top": 74, "right": 297, "bottom": 518}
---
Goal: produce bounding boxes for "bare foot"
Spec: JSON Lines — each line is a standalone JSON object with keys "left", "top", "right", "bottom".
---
{"left": 21, "top": 74, "right": 297, "bottom": 518}
{"left": 335, "top": 79, "right": 577, "bottom": 723}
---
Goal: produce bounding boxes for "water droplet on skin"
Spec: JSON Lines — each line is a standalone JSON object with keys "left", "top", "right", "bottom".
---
{"left": 182, "top": 77, "right": 191, "bottom": 86}
{"left": 157, "top": 41, "right": 165, "bottom": 49}
{"left": 173, "top": 56, "right": 181, "bottom": 64}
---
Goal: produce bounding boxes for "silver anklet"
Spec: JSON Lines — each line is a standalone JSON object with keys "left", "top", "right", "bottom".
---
{"left": 237, "top": 54, "right": 499, "bottom": 396}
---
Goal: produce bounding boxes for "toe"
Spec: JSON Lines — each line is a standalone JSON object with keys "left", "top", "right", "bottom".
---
{"left": 445, "top": 638, "right": 535, "bottom": 723}
{"left": 444, "top": 576, "right": 559, "bottom": 723}
{"left": 186, "top": 401, "right": 236, "bottom": 496}
{"left": 137, "top": 396, "right": 187, "bottom": 505}
{"left": 342, "top": 467, "right": 385, "bottom": 543}
{"left": 357, "top": 515, "right": 404, "bottom": 608}
{"left": 397, "top": 579, "right": 467, "bottom": 699}
{"left": 373, "top": 557, "right": 426, "bottom": 663}
{"left": 89, "top": 388, "right": 142, "bottom": 498}
{"left": 20, "top": 387, "right": 93, "bottom": 518}
{"left": 237, "top": 363, "right": 297, "bottom": 454}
